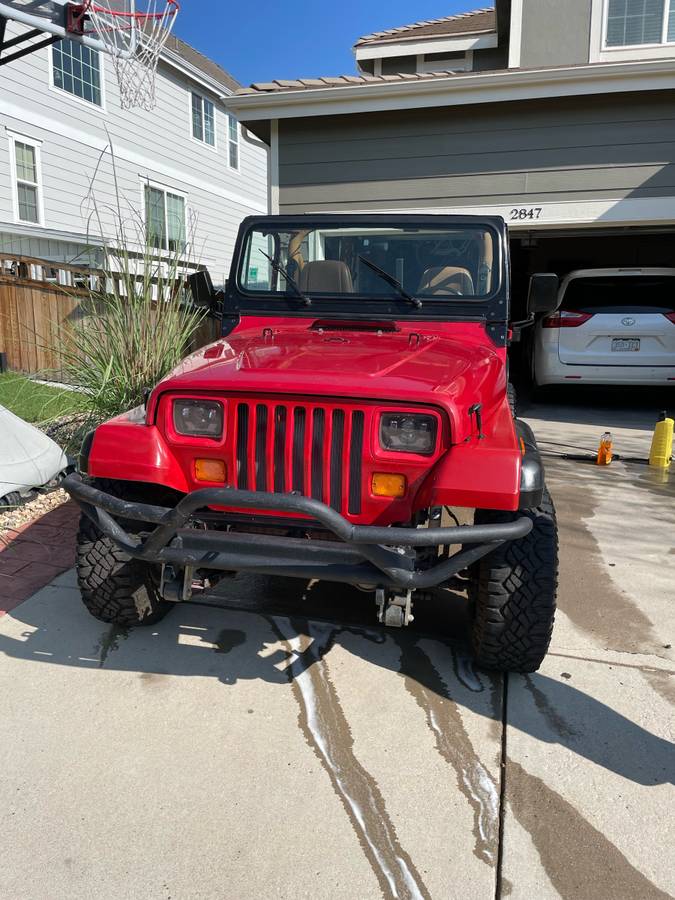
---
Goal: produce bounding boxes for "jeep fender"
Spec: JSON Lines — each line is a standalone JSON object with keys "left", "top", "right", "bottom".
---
{"left": 416, "top": 408, "right": 544, "bottom": 512}
{"left": 81, "top": 414, "right": 190, "bottom": 493}
{"left": 515, "top": 419, "right": 545, "bottom": 509}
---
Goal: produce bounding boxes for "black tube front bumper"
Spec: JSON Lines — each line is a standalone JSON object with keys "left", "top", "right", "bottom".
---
{"left": 64, "top": 474, "right": 533, "bottom": 591}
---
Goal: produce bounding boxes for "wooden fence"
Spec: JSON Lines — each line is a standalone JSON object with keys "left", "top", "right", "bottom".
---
{"left": 0, "top": 253, "right": 219, "bottom": 379}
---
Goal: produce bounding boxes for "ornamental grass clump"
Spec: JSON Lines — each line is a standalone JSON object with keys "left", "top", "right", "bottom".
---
{"left": 61, "top": 232, "right": 205, "bottom": 422}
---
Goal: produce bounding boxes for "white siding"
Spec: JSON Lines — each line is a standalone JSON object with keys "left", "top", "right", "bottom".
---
{"left": 0, "top": 20, "right": 268, "bottom": 281}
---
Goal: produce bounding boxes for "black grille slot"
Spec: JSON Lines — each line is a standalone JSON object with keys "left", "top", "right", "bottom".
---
{"left": 329, "top": 410, "right": 345, "bottom": 512}
{"left": 311, "top": 408, "right": 325, "bottom": 502}
{"left": 236, "top": 403, "right": 249, "bottom": 489}
{"left": 255, "top": 404, "right": 268, "bottom": 491}
{"left": 292, "top": 407, "right": 306, "bottom": 493}
{"left": 348, "top": 410, "right": 364, "bottom": 515}
{"left": 273, "top": 405, "right": 286, "bottom": 493}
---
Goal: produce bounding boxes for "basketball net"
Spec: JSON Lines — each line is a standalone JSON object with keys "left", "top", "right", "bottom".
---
{"left": 81, "top": 1, "right": 179, "bottom": 110}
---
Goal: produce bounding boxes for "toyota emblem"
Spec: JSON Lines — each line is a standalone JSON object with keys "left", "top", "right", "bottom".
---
{"left": 621, "top": 317, "right": 636, "bottom": 326}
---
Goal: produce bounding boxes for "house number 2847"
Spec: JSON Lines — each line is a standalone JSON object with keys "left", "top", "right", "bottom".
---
{"left": 510, "top": 207, "right": 543, "bottom": 221}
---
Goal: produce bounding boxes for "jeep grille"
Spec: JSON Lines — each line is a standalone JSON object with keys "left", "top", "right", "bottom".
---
{"left": 234, "top": 401, "right": 366, "bottom": 515}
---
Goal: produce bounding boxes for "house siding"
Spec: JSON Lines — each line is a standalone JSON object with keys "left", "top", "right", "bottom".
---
{"left": 520, "top": 0, "right": 592, "bottom": 68}
{"left": 0, "top": 20, "right": 267, "bottom": 279}
{"left": 277, "top": 92, "right": 675, "bottom": 213}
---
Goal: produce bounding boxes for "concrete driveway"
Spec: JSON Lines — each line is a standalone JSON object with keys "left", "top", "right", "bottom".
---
{"left": 0, "top": 390, "right": 673, "bottom": 900}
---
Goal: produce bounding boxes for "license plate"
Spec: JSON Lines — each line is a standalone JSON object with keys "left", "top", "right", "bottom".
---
{"left": 611, "top": 338, "right": 640, "bottom": 352}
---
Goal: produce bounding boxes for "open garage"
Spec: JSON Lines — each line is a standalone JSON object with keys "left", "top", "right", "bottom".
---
{"left": 229, "top": 81, "right": 675, "bottom": 390}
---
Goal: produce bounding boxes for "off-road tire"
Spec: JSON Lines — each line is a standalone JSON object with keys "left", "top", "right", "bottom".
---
{"left": 469, "top": 487, "right": 558, "bottom": 673}
{"left": 507, "top": 383, "right": 517, "bottom": 417}
{"left": 76, "top": 514, "right": 172, "bottom": 626}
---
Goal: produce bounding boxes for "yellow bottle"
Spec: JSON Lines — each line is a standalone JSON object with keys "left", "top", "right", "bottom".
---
{"left": 596, "top": 432, "right": 613, "bottom": 465}
{"left": 648, "top": 412, "right": 674, "bottom": 469}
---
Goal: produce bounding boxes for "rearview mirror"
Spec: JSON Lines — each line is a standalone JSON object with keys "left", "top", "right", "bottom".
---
{"left": 527, "top": 273, "right": 560, "bottom": 315}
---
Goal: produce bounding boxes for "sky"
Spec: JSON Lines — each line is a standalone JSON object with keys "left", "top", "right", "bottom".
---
{"left": 173, "top": 1, "right": 482, "bottom": 86}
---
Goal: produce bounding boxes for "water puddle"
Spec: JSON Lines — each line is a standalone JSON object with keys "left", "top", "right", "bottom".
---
{"left": 394, "top": 634, "right": 500, "bottom": 867}
{"left": 95, "top": 624, "right": 128, "bottom": 668}
{"left": 271, "top": 618, "right": 431, "bottom": 900}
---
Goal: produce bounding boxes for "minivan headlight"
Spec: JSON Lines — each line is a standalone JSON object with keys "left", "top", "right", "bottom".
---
{"left": 173, "top": 399, "right": 223, "bottom": 438}
{"left": 380, "top": 413, "right": 437, "bottom": 455}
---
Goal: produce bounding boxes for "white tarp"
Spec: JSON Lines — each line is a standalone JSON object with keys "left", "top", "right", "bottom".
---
{"left": 0, "top": 405, "right": 68, "bottom": 499}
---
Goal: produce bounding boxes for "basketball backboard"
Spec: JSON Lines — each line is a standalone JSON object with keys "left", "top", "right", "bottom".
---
{"left": 0, "top": 0, "right": 134, "bottom": 57}
{"left": 0, "top": 0, "right": 178, "bottom": 108}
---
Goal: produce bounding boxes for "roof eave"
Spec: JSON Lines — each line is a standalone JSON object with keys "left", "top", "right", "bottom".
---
{"left": 226, "top": 59, "right": 675, "bottom": 123}
{"left": 160, "top": 48, "right": 237, "bottom": 99}
{"left": 354, "top": 32, "right": 498, "bottom": 61}
{"left": 354, "top": 27, "right": 494, "bottom": 48}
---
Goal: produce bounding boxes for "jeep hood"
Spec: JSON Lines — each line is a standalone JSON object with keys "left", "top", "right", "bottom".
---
{"left": 154, "top": 320, "right": 506, "bottom": 441}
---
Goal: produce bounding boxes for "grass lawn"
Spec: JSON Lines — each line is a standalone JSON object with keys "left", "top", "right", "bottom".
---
{"left": 0, "top": 372, "right": 87, "bottom": 423}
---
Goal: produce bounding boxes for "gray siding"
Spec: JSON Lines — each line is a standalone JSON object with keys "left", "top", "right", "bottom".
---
{"left": 520, "top": 0, "right": 592, "bottom": 68}
{"left": 381, "top": 57, "right": 417, "bottom": 75}
{"left": 0, "top": 20, "right": 267, "bottom": 279}
{"left": 472, "top": 46, "right": 509, "bottom": 71}
{"left": 278, "top": 92, "right": 675, "bottom": 211}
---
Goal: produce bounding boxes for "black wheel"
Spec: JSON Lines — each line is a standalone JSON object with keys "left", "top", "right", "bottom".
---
{"left": 76, "top": 514, "right": 173, "bottom": 626}
{"left": 469, "top": 487, "right": 558, "bottom": 673}
{"left": 0, "top": 491, "right": 21, "bottom": 509}
{"left": 507, "top": 383, "right": 517, "bottom": 417}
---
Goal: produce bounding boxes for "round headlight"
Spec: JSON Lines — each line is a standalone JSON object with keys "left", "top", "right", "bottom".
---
{"left": 173, "top": 399, "right": 223, "bottom": 438}
{"left": 380, "top": 413, "right": 437, "bottom": 455}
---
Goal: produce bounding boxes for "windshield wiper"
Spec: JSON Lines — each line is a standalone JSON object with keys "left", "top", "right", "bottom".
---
{"left": 358, "top": 255, "right": 422, "bottom": 309}
{"left": 260, "top": 250, "right": 311, "bottom": 306}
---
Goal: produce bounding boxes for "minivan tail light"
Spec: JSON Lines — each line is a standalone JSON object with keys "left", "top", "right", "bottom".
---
{"left": 664, "top": 312, "right": 675, "bottom": 324}
{"left": 542, "top": 310, "right": 593, "bottom": 328}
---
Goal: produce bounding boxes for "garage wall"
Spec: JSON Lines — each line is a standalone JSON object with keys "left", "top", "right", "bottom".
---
{"left": 520, "top": 0, "right": 592, "bottom": 67}
{"left": 278, "top": 91, "right": 675, "bottom": 214}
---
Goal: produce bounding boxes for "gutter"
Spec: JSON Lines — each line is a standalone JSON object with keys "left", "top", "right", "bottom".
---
{"left": 225, "top": 58, "right": 675, "bottom": 122}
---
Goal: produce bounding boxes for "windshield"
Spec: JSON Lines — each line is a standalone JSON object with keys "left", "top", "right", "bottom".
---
{"left": 239, "top": 224, "right": 497, "bottom": 301}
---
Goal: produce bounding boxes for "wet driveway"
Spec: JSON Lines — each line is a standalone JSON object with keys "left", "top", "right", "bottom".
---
{"left": 0, "top": 390, "right": 673, "bottom": 899}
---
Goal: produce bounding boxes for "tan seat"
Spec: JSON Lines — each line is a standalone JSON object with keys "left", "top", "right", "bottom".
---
{"left": 298, "top": 260, "right": 353, "bottom": 293}
{"left": 418, "top": 266, "right": 474, "bottom": 296}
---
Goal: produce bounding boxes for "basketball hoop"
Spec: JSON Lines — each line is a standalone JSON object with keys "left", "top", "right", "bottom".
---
{"left": 69, "top": 0, "right": 180, "bottom": 110}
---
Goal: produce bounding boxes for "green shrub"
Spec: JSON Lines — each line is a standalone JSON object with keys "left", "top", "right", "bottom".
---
{"left": 61, "top": 237, "right": 205, "bottom": 422}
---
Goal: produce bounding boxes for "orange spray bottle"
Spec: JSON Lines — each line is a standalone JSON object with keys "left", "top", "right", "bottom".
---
{"left": 596, "top": 432, "right": 613, "bottom": 465}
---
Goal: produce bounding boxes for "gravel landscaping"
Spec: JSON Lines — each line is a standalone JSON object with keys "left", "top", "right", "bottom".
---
{"left": 0, "top": 488, "right": 71, "bottom": 543}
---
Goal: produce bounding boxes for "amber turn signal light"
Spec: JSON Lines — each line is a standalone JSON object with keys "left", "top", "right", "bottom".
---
{"left": 372, "top": 473, "right": 406, "bottom": 498}
{"left": 194, "top": 458, "right": 226, "bottom": 482}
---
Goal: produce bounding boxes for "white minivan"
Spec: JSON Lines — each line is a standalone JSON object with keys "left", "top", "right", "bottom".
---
{"left": 533, "top": 268, "right": 675, "bottom": 386}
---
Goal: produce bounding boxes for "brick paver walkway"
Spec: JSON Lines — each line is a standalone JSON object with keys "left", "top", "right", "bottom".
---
{"left": 0, "top": 501, "right": 79, "bottom": 615}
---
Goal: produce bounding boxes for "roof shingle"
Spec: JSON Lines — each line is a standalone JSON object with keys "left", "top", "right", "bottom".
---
{"left": 163, "top": 34, "right": 241, "bottom": 94}
{"left": 236, "top": 69, "right": 466, "bottom": 95}
{"left": 355, "top": 7, "right": 495, "bottom": 46}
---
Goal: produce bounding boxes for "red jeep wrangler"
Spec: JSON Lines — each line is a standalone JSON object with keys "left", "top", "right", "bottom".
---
{"left": 65, "top": 214, "right": 559, "bottom": 672}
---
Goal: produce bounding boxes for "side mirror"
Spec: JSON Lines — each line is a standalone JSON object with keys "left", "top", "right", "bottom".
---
{"left": 527, "top": 273, "right": 560, "bottom": 315}
{"left": 188, "top": 269, "right": 223, "bottom": 318}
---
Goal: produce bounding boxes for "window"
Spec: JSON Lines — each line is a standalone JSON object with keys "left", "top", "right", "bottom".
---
{"left": 228, "top": 114, "right": 239, "bottom": 170}
{"left": 144, "top": 185, "right": 186, "bottom": 252}
{"left": 417, "top": 50, "right": 473, "bottom": 73}
{"left": 52, "top": 39, "right": 102, "bottom": 105}
{"left": 606, "top": 0, "right": 675, "bottom": 46}
{"left": 9, "top": 135, "right": 42, "bottom": 225}
{"left": 191, "top": 92, "right": 215, "bottom": 146}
